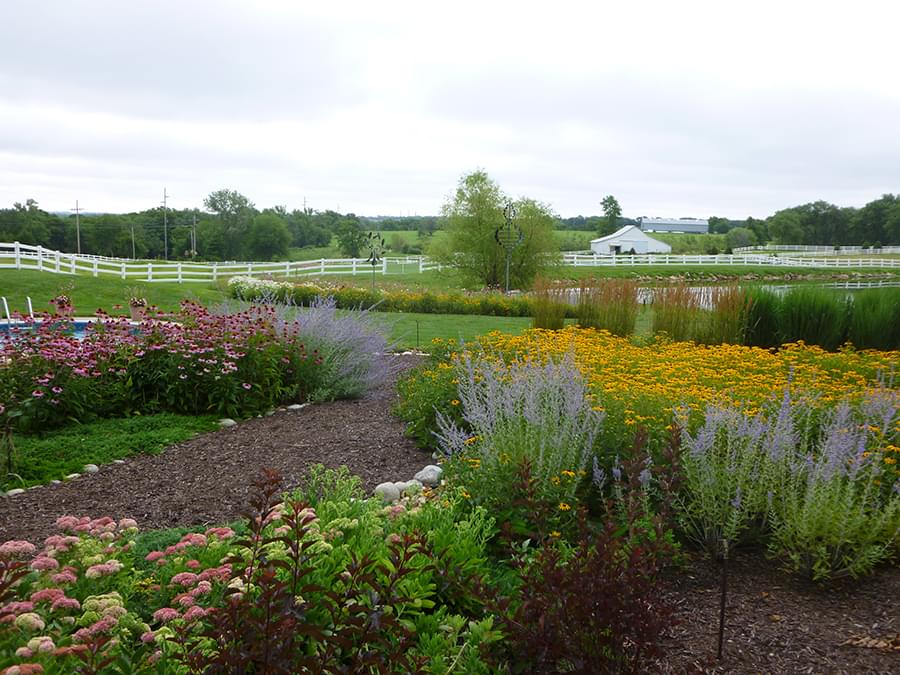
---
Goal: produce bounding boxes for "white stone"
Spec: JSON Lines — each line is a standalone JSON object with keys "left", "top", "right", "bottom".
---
{"left": 287, "top": 403, "right": 309, "bottom": 411}
{"left": 414, "top": 465, "right": 443, "bottom": 487}
{"left": 374, "top": 482, "right": 401, "bottom": 503}
{"left": 5, "top": 488, "right": 25, "bottom": 497}
{"left": 219, "top": 418, "right": 237, "bottom": 428}
{"left": 402, "top": 480, "right": 423, "bottom": 495}
{"left": 113, "top": 459, "right": 126, "bottom": 465}
{"left": 65, "top": 473, "right": 81, "bottom": 481}
{"left": 265, "top": 410, "right": 275, "bottom": 417}
{"left": 83, "top": 464, "right": 100, "bottom": 473}
{"left": 50, "top": 480, "right": 62, "bottom": 485}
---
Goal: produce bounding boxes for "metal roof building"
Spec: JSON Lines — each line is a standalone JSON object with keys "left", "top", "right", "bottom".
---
{"left": 590, "top": 225, "right": 672, "bottom": 255}
{"left": 639, "top": 217, "right": 709, "bottom": 234}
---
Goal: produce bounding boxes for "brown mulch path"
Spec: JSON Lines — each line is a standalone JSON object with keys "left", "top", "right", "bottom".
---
{"left": 2, "top": 353, "right": 898, "bottom": 673}
{"left": 0, "top": 354, "right": 432, "bottom": 545}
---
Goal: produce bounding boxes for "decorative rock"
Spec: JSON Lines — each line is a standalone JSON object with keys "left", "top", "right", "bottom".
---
{"left": 50, "top": 480, "right": 62, "bottom": 485}
{"left": 5, "top": 488, "right": 25, "bottom": 497}
{"left": 265, "top": 410, "right": 275, "bottom": 417}
{"left": 83, "top": 464, "right": 100, "bottom": 473}
{"left": 401, "top": 480, "right": 423, "bottom": 495}
{"left": 374, "top": 482, "right": 401, "bottom": 503}
{"left": 414, "top": 465, "right": 443, "bottom": 487}
{"left": 113, "top": 459, "right": 126, "bottom": 465}
{"left": 64, "top": 473, "right": 81, "bottom": 481}
{"left": 287, "top": 403, "right": 308, "bottom": 411}
{"left": 219, "top": 418, "right": 237, "bottom": 428}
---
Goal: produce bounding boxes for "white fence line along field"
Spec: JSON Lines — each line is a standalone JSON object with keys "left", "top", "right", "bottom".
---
{"left": 733, "top": 244, "right": 900, "bottom": 255}
{"left": 1, "top": 242, "right": 899, "bottom": 283}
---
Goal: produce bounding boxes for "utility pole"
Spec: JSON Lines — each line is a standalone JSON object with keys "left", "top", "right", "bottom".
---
{"left": 161, "top": 187, "right": 170, "bottom": 260}
{"left": 191, "top": 214, "right": 197, "bottom": 257}
{"left": 71, "top": 200, "right": 83, "bottom": 254}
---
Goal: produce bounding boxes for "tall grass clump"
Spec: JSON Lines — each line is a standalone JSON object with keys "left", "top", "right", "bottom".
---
{"left": 576, "top": 277, "right": 640, "bottom": 337}
{"left": 743, "top": 286, "right": 782, "bottom": 348}
{"left": 779, "top": 287, "right": 848, "bottom": 350}
{"left": 651, "top": 283, "right": 699, "bottom": 342}
{"left": 846, "top": 288, "right": 900, "bottom": 350}
{"left": 530, "top": 276, "right": 568, "bottom": 330}
{"left": 695, "top": 284, "right": 752, "bottom": 345}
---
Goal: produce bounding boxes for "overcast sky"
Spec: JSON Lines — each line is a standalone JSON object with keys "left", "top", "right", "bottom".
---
{"left": 1, "top": 0, "right": 898, "bottom": 219}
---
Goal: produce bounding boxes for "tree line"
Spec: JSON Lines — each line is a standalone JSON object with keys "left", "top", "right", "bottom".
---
{"left": 1, "top": 187, "right": 897, "bottom": 263}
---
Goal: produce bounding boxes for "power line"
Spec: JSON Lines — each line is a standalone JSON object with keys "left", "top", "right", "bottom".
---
{"left": 71, "top": 200, "right": 83, "bottom": 254}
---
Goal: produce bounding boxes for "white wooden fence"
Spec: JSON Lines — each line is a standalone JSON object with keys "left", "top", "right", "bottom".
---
{"left": 733, "top": 244, "right": 900, "bottom": 255}
{"left": 0, "top": 242, "right": 898, "bottom": 284}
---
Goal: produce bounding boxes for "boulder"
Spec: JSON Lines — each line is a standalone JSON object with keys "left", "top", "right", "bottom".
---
{"left": 219, "top": 418, "right": 237, "bottom": 428}
{"left": 4, "top": 488, "right": 25, "bottom": 497}
{"left": 83, "top": 464, "right": 100, "bottom": 474}
{"left": 374, "top": 482, "right": 401, "bottom": 503}
{"left": 414, "top": 465, "right": 443, "bottom": 487}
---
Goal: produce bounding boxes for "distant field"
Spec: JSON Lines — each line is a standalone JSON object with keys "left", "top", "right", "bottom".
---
{"left": 649, "top": 232, "right": 729, "bottom": 253}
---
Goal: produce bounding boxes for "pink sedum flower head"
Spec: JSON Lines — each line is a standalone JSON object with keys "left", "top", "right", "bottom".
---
{"left": 14, "top": 612, "right": 45, "bottom": 632}
{"left": 152, "top": 607, "right": 181, "bottom": 623}
{"left": 30, "top": 556, "right": 59, "bottom": 572}
{"left": 0, "top": 540, "right": 36, "bottom": 558}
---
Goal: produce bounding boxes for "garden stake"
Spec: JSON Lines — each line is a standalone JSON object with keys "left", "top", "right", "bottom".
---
{"left": 415, "top": 319, "right": 420, "bottom": 351}
{"left": 717, "top": 538, "right": 729, "bottom": 660}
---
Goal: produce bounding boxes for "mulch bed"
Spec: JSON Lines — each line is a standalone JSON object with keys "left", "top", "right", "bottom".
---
{"left": 1, "top": 354, "right": 898, "bottom": 673}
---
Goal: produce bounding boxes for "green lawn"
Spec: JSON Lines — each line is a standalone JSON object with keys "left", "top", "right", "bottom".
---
{"left": 0, "top": 269, "right": 228, "bottom": 316}
{"left": 5, "top": 413, "right": 220, "bottom": 490}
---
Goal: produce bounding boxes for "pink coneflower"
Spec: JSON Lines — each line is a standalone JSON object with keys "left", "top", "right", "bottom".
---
{"left": 31, "top": 390, "right": 44, "bottom": 398}
{"left": 242, "top": 382, "right": 252, "bottom": 390}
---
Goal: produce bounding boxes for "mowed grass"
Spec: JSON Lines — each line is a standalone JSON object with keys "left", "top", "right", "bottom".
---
{"left": 5, "top": 413, "right": 220, "bottom": 489}
{"left": 0, "top": 269, "right": 229, "bottom": 316}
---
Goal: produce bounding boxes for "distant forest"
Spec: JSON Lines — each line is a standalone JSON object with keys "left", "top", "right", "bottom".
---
{"left": 1, "top": 189, "right": 897, "bottom": 261}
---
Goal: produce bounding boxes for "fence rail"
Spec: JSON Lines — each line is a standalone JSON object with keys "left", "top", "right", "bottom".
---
{"left": 1, "top": 242, "right": 898, "bottom": 283}
{"left": 733, "top": 244, "right": 900, "bottom": 255}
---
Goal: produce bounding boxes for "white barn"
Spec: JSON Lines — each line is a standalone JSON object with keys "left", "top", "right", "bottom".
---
{"left": 590, "top": 225, "right": 672, "bottom": 255}
{"left": 640, "top": 217, "right": 709, "bottom": 234}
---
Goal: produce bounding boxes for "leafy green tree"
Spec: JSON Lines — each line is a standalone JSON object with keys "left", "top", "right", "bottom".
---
{"left": 600, "top": 195, "right": 622, "bottom": 233}
{"left": 336, "top": 216, "right": 366, "bottom": 257}
{"left": 767, "top": 209, "right": 804, "bottom": 244}
{"left": 203, "top": 189, "right": 256, "bottom": 259}
{"left": 725, "top": 226, "right": 757, "bottom": 250}
{"left": 433, "top": 170, "right": 558, "bottom": 289}
{"left": 246, "top": 213, "right": 291, "bottom": 261}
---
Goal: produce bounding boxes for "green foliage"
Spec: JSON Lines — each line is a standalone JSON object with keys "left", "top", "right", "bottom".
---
{"left": 651, "top": 283, "right": 699, "bottom": 342}
{"left": 530, "top": 277, "right": 567, "bottom": 330}
{"left": 246, "top": 213, "right": 291, "bottom": 261}
{"left": 743, "top": 286, "right": 782, "bottom": 348}
{"left": 335, "top": 217, "right": 367, "bottom": 257}
{"left": 394, "top": 346, "right": 463, "bottom": 447}
{"left": 846, "top": 288, "right": 900, "bottom": 350}
{"left": 600, "top": 194, "right": 622, "bottom": 233}
{"left": 575, "top": 277, "right": 639, "bottom": 336}
{"left": 434, "top": 170, "right": 559, "bottom": 289}
{"left": 779, "top": 286, "right": 849, "bottom": 350}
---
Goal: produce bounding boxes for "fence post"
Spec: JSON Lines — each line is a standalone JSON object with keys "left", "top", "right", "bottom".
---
{"left": 14, "top": 241, "right": 20, "bottom": 269}
{"left": 285, "top": 261, "right": 291, "bottom": 277}
{"left": 55, "top": 250, "right": 61, "bottom": 273}
{"left": 352, "top": 259, "right": 357, "bottom": 275}
{"left": 320, "top": 259, "right": 325, "bottom": 274}
{"left": 382, "top": 257, "right": 388, "bottom": 274}
{"left": 419, "top": 257, "right": 424, "bottom": 273}
{"left": 121, "top": 262, "right": 126, "bottom": 280}
{"left": 212, "top": 263, "right": 218, "bottom": 282}
{"left": 147, "top": 263, "right": 153, "bottom": 282}
{"left": 70, "top": 254, "right": 76, "bottom": 274}
{"left": 37, "top": 246, "right": 43, "bottom": 271}
{"left": 177, "top": 262, "right": 183, "bottom": 283}
{"left": 93, "top": 260, "right": 98, "bottom": 277}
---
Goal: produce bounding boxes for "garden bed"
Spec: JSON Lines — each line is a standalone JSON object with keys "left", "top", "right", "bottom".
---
{"left": 0, "top": 355, "right": 430, "bottom": 546}
{"left": 1, "top": 354, "right": 897, "bottom": 673}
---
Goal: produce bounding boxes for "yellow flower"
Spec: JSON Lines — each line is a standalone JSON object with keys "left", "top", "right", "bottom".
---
{"left": 549, "top": 530, "right": 561, "bottom": 538}
{"left": 451, "top": 399, "right": 460, "bottom": 406}
{"left": 558, "top": 502, "right": 571, "bottom": 511}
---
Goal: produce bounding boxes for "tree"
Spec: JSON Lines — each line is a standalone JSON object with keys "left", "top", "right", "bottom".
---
{"left": 203, "top": 189, "right": 256, "bottom": 259}
{"left": 725, "top": 226, "right": 757, "bottom": 250}
{"left": 600, "top": 195, "right": 622, "bottom": 234}
{"left": 335, "top": 216, "right": 366, "bottom": 257}
{"left": 432, "top": 170, "right": 558, "bottom": 289}
{"left": 247, "top": 213, "right": 291, "bottom": 261}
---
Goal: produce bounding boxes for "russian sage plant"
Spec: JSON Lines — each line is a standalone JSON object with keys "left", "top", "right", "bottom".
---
{"left": 767, "top": 390, "right": 900, "bottom": 580}
{"left": 436, "top": 352, "right": 604, "bottom": 524}
{"left": 675, "top": 401, "right": 781, "bottom": 555}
